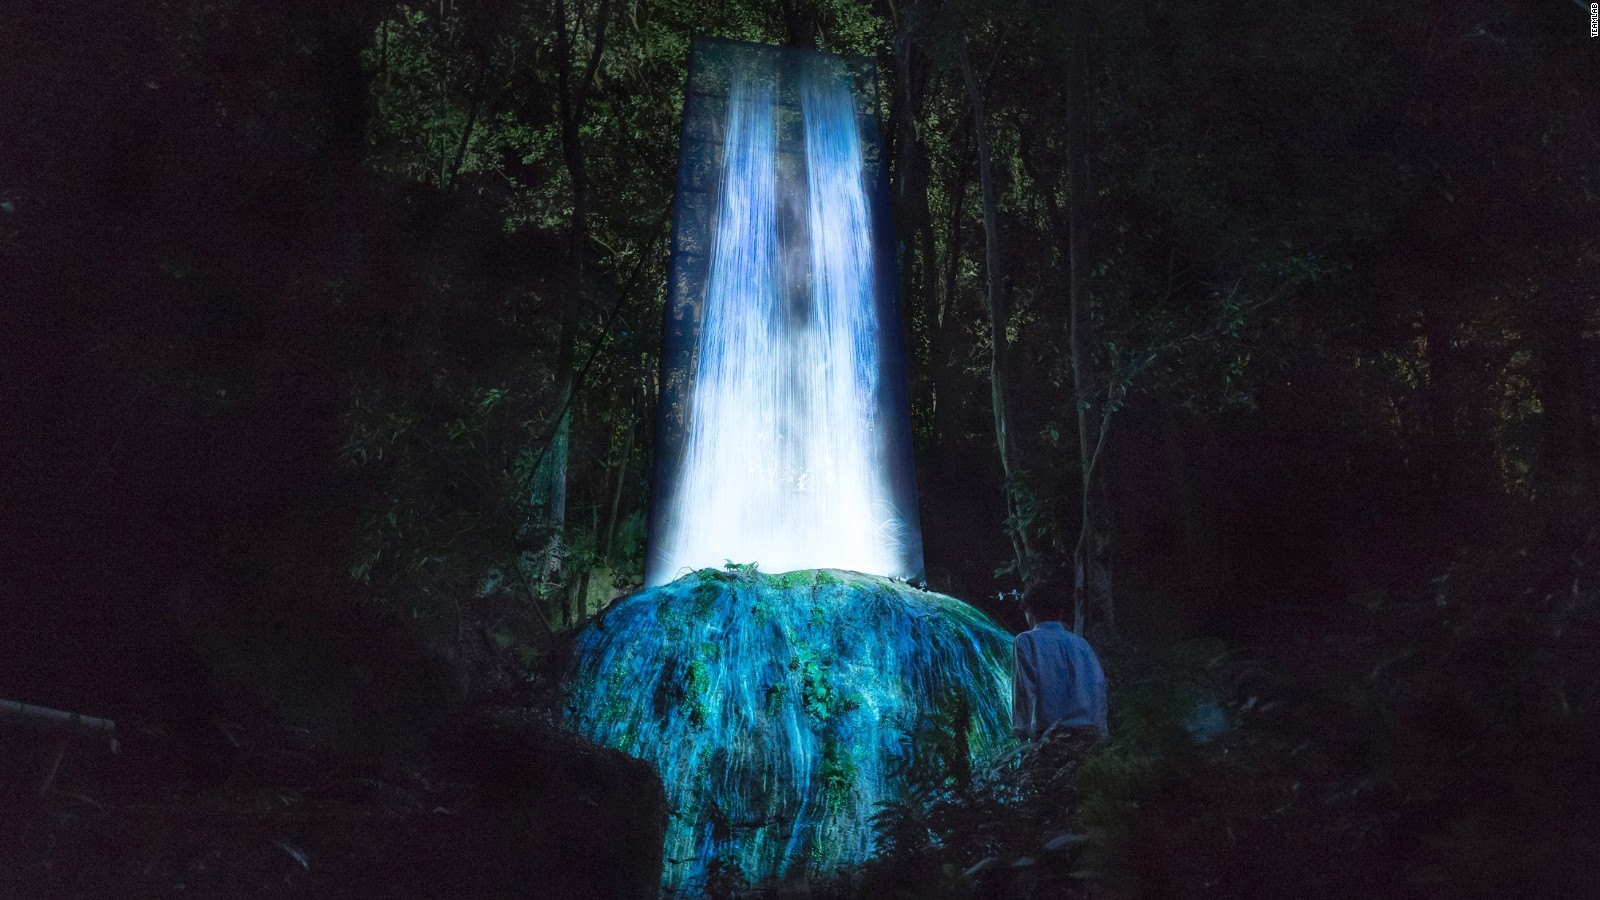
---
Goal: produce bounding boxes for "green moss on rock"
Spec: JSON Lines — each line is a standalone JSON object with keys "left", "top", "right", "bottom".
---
{"left": 565, "top": 569, "right": 1015, "bottom": 891}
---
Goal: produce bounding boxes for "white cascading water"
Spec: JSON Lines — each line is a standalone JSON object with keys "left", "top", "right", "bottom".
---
{"left": 650, "top": 56, "right": 906, "bottom": 584}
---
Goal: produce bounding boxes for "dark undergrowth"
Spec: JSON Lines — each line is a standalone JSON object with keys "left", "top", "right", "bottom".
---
{"left": 0, "top": 616, "right": 661, "bottom": 900}
{"left": 811, "top": 538, "right": 1600, "bottom": 900}
{"left": 5, "top": 540, "right": 1596, "bottom": 899}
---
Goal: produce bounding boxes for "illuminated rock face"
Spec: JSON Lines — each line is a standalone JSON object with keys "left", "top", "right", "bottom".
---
{"left": 565, "top": 569, "right": 1014, "bottom": 891}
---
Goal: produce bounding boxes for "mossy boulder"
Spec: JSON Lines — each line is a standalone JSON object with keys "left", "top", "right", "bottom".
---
{"left": 565, "top": 568, "right": 1014, "bottom": 892}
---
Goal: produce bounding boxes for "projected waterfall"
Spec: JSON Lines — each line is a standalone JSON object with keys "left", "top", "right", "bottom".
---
{"left": 566, "top": 40, "right": 1013, "bottom": 894}
{"left": 645, "top": 39, "right": 923, "bottom": 586}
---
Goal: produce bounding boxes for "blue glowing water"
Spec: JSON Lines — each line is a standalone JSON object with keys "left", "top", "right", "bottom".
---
{"left": 566, "top": 569, "right": 1014, "bottom": 892}
{"left": 649, "top": 51, "right": 916, "bottom": 585}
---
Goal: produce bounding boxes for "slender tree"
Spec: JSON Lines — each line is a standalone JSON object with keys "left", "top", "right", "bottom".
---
{"left": 539, "top": 0, "right": 617, "bottom": 597}
{"left": 1062, "top": 0, "right": 1100, "bottom": 632}
{"left": 956, "top": 20, "right": 1036, "bottom": 580}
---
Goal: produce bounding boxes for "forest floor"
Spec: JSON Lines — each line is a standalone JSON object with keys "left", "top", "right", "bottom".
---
{"left": 6, "top": 542, "right": 1598, "bottom": 900}
{"left": 3, "top": 704, "right": 663, "bottom": 900}
{"left": 6, "top": 710, "right": 474, "bottom": 898}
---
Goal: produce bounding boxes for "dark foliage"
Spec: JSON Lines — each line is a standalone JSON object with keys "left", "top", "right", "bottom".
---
{"left": 852, "top": 542, "right": 1600, "bottom": 899}
{"left": 1, "top": 0, "right": 1595, "bottom": 896}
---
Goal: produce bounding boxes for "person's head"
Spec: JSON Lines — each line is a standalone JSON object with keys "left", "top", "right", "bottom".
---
{"left": 1021, "top": 580, "right": 1066, "bottom": 628}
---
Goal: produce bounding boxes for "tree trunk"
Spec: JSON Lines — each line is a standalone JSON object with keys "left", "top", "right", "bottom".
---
{"left": 445, "top": 0, "right": 510, "bottom": 187}
{"left": 934, "top": 128, "right": 973, "bottom": 459}
{"left": 602, "top": 385, "right": 638, "bottom": 562}
{"left": 544, "top": 0, "right": 614, "bottom": 609}
{"left": 446, "top": 40, "right": 492, "bottom": 184}
{"left": 779, "top": 0, "right": 814, "bottom": 48}
{"left": 957, "top": 36, "right": 1034, "bottom": 580}
{"left": 893, "top": 34, "right": 940, "bottom": 438}
{"left": 1064, "top": 0, "right": 1098, "bottom": 633}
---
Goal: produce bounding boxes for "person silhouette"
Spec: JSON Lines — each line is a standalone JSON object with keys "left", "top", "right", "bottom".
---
{"left": 1012, "top": 582, "right": 1108, "bottom": 739}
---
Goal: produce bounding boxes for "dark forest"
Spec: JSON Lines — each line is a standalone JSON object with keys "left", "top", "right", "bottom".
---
{"left": 2, "top": 0, "right": 1597, "bottom": 897}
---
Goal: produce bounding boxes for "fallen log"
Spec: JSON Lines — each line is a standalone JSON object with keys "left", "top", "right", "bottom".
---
{"left": 0, "top": 699, "right": 118, "bottom": 752}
